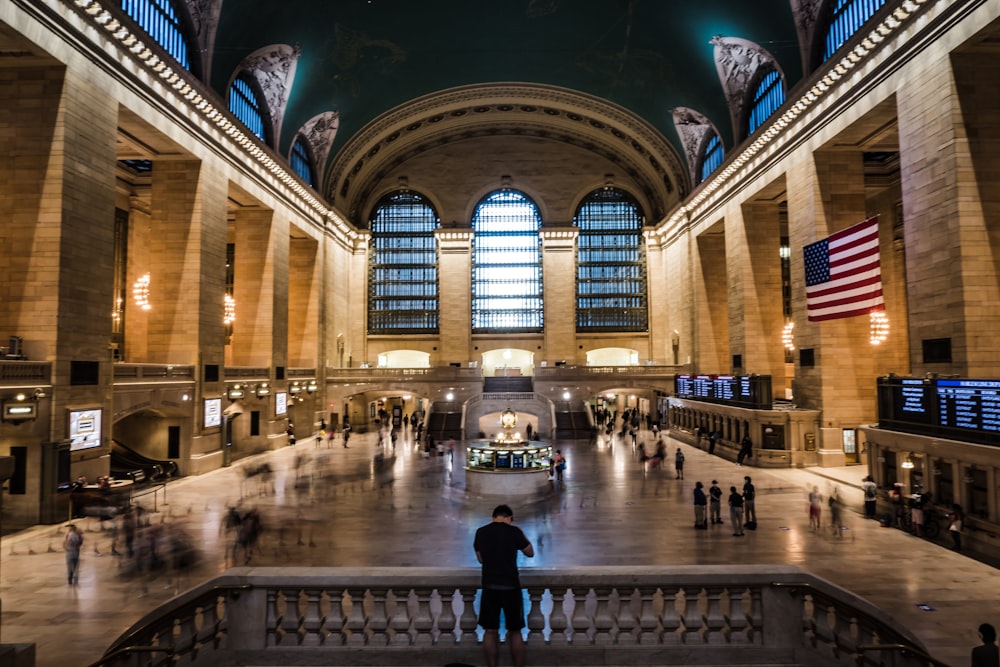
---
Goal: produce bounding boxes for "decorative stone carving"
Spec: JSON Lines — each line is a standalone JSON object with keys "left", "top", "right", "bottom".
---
{"left": 295, "top": 111, "right": 340, "bottom": 185}
{"left": 710, "top": 36, "right": 782, "bottom": 142}
{"left": 790, "top": 0, "right": 825, "bottom": 71}
{"left": 239, "top": 44, "right": 301, "bottom": 146}
{"left": 184, "top": 0, "right": 224, "bottom": 82}
{"left": 671, "top": 107, "right": 719, "bottom": 189}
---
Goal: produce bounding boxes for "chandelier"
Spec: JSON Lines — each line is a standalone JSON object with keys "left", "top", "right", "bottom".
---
{"left": 132, "top": 274, "right": 151, "bottom": 310}
{"left": 870, "top": 311, "right": 889, "bottom": 345}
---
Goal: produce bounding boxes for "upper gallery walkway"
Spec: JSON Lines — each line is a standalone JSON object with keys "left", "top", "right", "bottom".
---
{"left": 0, "top": 426, "right": 996, "bottom": 666}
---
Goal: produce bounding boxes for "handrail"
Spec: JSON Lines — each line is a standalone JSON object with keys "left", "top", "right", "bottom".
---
{"left": 856, "top": 643, "right": 952, "bottom": 667}
{"left": 101, "top": 584, "right": 253, "bottom": 659}
{"left": 86, "top": 646, "right": 173, "bottom": 667}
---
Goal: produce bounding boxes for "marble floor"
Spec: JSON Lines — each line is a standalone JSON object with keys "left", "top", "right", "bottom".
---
{"left": 1, "top": 428, "right": 997, "bottom": 667}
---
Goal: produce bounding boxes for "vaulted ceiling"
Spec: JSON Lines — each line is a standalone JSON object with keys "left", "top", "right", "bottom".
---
{"left": 210, "top": 0, "right": 806, "bottom": 216}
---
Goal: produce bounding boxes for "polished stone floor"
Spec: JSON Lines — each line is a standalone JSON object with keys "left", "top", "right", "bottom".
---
{"left": 1, "top": 427, "right": 997, "bottom": 667}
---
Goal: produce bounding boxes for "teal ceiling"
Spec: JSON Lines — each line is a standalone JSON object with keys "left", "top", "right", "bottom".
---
{"left": 211, "top": 0, "right": 802, "bottom": 164}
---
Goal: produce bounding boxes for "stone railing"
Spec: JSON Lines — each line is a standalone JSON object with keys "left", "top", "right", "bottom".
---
{"left": 96, "top": 566, "right": 941, "bottom": 667}
{"left": 113, "top": 364, "right": 195, "bottom": 382}
{"left": 0, "top": 361, "right": 50, "bottom": 384}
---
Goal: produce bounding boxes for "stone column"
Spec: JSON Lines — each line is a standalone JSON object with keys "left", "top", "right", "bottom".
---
{"left": 645, "top": 233, "right": 669, "bottom": 364}
{"left": 898, "top": 52, "right": 1000, "bottom": 376}
{"left": 436, "top": 230, "right": 473, "bottom": 365}
{"left": 541, "top": 228, "right": 578, "bottom": 363}
{"left": 229, "top": 207, "right": 283, "bottom": 367}
{"left": 695, "top": 226, "right": 729, "bottom": 373}
{"left": 288, "top": 236, "right": 320, "bottom": 368}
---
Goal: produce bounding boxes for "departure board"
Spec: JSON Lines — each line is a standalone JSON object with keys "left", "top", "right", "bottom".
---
{"left": 674, "top": 375, "right": 772, "bottom": 410}
{"left": 876, "top": 376, "right": 1000, "bottom": 446}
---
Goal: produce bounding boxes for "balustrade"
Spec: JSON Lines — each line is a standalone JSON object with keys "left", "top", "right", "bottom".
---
{"left": 97, "top": 566, "right": 937, "bottom": 667}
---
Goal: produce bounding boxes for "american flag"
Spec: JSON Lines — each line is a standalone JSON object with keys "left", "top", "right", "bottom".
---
{"left": 804, "top": 216, "right": 884, "bottom": 322}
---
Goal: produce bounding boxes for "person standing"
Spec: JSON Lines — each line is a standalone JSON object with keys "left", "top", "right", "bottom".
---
{"left": 829, "top": 486, "right": 843, "bottom": 537}
{"left": 554, "top": 450, "right": 566, "bottom": 481}
{"left": 674, "top": 447, "right": 685, "bottom": 480}
{"left": 737, "top": 434, "right": 753, "bottom": 466}
{"left": 728, "top": 486, "right": 745, "bottom": 536}
{"left": 808, "top": 486, "right": 823, "bottom": 532}
{"left": 743, "top": 476, "right": 757, "bottom": 526}
{"left": 708, "top": 430, "right": 718, "bottom": 455}
{"left": 709, "top": 480, "right": 723, "bottom": 525}
{"left": 971, "top": 622, "right": 999, "bottom": 667}
{"left": 474, "top": 504, "right": 534, "bottom": 667}
{"left": 948, "top": 503, "right": 964, "bottom": 551}
{"left": 693, "top": 482, "right": 708, "bottom": 529}
{"left": 862, "top": 476, "right": 878, "bottom": 519}
{"left": 64, "top": 524, "right": 84, "bottom": 585}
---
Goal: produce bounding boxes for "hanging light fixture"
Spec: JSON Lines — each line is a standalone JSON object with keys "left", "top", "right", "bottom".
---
{"left": 870, "top": 311, "right": 889, "bottom": 345}
{"left": 782, "top": 321, "right": 795, "bottom": 351}
{"left": 901, "top": 455, "right": 915, "bottom": 469}
{"left": 132, "top": 274, "right": 151, "bottom": 310}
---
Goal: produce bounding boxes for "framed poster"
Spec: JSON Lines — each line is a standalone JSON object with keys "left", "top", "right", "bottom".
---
{"left": 204, "top": 397, "right": 222, "bottom": 428}
{"left": 275, "top": 391, "right": 288, "bottom": 416}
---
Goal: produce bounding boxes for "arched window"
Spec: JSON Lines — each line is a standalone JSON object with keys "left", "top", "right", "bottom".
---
{"left": 575, "top": 188, "right": 648, "bottom": 332}
{"left": 699, "top": 134, "right": 724, "bottom": 184}
{"left": 289, "top": 137, "right": 316, "bottom": 188}
{"left": 228, "top": 74, "right": 269, "bottom": 143}
{"left": 472, "top": 190, "right": 543, "bottom": 333}
{"left": 368, "top": 192, "right": 440, "bottom": 334}
{"left": 748, "top": 68, "right": 785, "bottom": 135}
{"left": 120, "top": 0, "right": 192, "bottom": 71}
{"left": 823, "top": 0, "right": 887, "bottom": 62}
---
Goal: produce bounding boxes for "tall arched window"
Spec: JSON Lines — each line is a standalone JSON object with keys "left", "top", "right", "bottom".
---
{"left": 228, "top": 74, "right": 269, "bottom": 143}
{"left": 699, "top": 133, "right": 724, "bottom": 184}
{"left": 472, "top": 190, "right": 543, "bottom": 333}
{"left": 823, "top": 0, "right": 887, "bottom": 61}
{"left": 368, "top": 192, "right": 440, "bottom": 334}
{"left": 748, "top": 68, "right": 785, "bottom": 135}
{"left": 289, "top": 137, "right": 316, "bottom": 188}
{"left": 575, "top": 188, "right": 648, "bottom": 332}
{"left": 121, "top": 0, "right": 192, "bottom": 71}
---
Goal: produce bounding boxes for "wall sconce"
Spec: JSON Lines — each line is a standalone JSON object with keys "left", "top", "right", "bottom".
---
{"left": 227, "top": 384, "right": 245, "bottom": 400}
{"left": 782, "top": 321, "right": 795, "bottom": 351}
{"left": 133, "top": 273, "right": 151, "bottom": 310}
{"left": 289, "top": 383, "right": 302, "bottom": 395}
{"left": 1, "top": 390, "right": 40, "bottom": 422}
{"left": 901, "top": 456, "right": 915, "bottom": 470}
{"left": 224, "top": 294, "right": 236, "bottom": 343}
{"left": 870, "top": 311, "right": 889, "bottom": 345}
{"left": 255, "top": 383, "right": 271, "bottom": 398}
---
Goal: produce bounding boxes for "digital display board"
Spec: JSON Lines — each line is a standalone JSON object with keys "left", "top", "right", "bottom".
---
{"left": 877, "top": 376, "right": 1000, "bottom": 446}
{"left": 69, "top": 408, "right": 102, "bottom": 451}
{"left": 275, "top": 392, "right": 287, "bottom": 416}
{"left": 674, "top": 375, "right": 773, "bottom": 410}
{"left": 204, "top": 398, "right": 222, "bottom": 428}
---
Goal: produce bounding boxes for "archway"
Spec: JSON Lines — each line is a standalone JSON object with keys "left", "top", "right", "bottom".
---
{"left": 481, "top": 348, "right": 534, "bottom": 377}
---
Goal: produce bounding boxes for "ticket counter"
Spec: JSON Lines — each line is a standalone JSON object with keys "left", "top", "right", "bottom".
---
{"left": 465, "top": 441, "right": 552, "bottom": 495}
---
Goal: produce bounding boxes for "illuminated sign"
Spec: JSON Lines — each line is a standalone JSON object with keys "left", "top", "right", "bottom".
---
{"left": 2, "top": 401, "right": 37, "bottom": 421}
{"left": 69, "top": 408, "right": 102, "bottom": 451}
{"left": 275, "top": 392, "right": 287, "bottom": 416}
{"left": 204, "top": 398, "right": 222, "bottom": 428}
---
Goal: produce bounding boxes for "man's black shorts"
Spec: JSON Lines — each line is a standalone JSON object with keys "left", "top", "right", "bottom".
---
{"left": 478, "top": 587, "right": 524, "bottom": 631}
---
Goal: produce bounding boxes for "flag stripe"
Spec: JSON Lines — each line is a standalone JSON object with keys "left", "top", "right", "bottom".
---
{"left": 804, "top": 216, "right": 883, "bottom": 322}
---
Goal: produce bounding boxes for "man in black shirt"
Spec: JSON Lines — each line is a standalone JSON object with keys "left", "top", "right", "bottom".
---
{"left": 474, "top": 504, "right": 534, "bottom": 667}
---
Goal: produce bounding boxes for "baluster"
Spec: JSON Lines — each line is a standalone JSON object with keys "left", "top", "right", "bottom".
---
{"left": 269, "top": 589, "right": 289, "bottom": 645}
{"left": 329, "top": 589, "right": 347, "bottom": 646}
{"left": 570, "top": 587, "right": 593, "bottom": 644}
{"left": 296, "top": 589, "right": 313, "bottom": 645}
{"left": 703, "top": 586, "right": 726, "bottom": 645}
{"left": 680, "top": 586, "right": 705, "bottom": 644}
{"left": 548, "top": 587, "right": 569, "bottom": 646}
{"left": 387, "top": 589, "right": 412, "bottom": 645}
{"left": 748, "top": 586, "right": 763, "bottom": 645}
{"left": 369, "top": 587, "right": 390, "bottom": 646}
{"left": 660, "top": 587, "right": 681, "bottom": 645}
{"left": 636, "top": 586, "right": 660, "bottom": 644}
{"left": 343, "top": 588, "right": 367, "bottom": 647}
{"left": 317, "top": 589, "right": 335, "bottom": 645}
{"left": 725, "top": 586, "right": 748, "bottom": 645}
{"left": 592, "top": 586, "right": 616, "bottom": 645}
{"left": 457, "top": 586, "right": 480, "bottom": 645}
{"left": 525, "top": 586, "right": 546, "bottom": 646}
{"left": 411, "top": 587, "right": 435, "bottom": 646}
{"left": 437, "top": 588, "right": 458, "bottom": 645}
{"left": 615, "top": 587, "right": 639, "bottom": 645}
